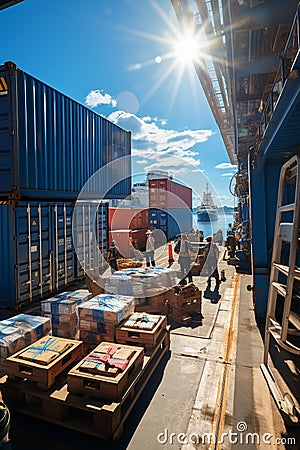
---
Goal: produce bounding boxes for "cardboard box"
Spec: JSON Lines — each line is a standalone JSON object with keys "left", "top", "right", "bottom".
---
{"left": 0, "top": 314, "right": 51, "bottom": 359}
{"left": 76, "top": 295, "right": 135, "bottom": 325}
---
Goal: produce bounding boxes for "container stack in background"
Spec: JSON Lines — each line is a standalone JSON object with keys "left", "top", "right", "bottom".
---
{"left": 108, "top": 207, "right": 149, "bottom": 258}
{"left": 0, "top": 61, "right": 131, "bottom": 309}
{"left": 41, "top": 289, "right": 92, "bottom": 339}
{"left": 149, "top": 178, "right": 193, "bottom": 241}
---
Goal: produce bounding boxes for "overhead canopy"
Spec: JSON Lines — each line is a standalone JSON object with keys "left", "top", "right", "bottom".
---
{"left": 171, "top": 0, "right": 299, "bottom": 167}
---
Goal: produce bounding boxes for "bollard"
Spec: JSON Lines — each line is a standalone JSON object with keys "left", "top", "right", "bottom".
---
{"left": 168, "top": 241, "right": 174, "bottom": 267}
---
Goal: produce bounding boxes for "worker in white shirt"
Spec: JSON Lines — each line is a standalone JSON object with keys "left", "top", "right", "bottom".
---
{"left": 145, "top": 230, "right": 155, "bottom": 267}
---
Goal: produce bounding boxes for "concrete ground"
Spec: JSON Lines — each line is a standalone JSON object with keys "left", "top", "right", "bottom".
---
{"left": 1, "top": 246, "right": 298, "bottom": 449}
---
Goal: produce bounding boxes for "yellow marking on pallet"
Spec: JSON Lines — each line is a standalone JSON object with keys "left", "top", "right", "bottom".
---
{"left": 210, "top": 273, "right": 241, "bottom": 450}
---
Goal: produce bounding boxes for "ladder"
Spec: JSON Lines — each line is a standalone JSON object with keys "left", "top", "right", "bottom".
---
{"left": 261, "top": 154, "right": 300, "bottom": 422}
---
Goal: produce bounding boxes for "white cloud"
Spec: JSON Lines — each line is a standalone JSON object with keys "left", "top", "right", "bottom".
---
{"left": 85, "top": 90, "right": 117, "bottom": 108}
{"left": 107, "top": 110, "right": 213, "bottom": 172}
{"left": 215, "top": 162, "right": 237, "bottom": 170}
{"left": 221, "top": 172, "right": 235, "bottom": 177}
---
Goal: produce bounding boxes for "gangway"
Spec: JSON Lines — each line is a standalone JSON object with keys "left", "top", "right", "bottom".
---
{"left": 261, "top": 154, "right": 300, "bottom": 423}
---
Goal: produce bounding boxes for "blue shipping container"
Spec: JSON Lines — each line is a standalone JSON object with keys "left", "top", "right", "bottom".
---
{"left": 0, "top": 61, "right": 131, "bottom": 200}
{"left": 0, "top": 201, "right": 108, "bottom": 308}
{"left": 73, "top": 201, "right": 109, "bottom": 279}
{"left": 149, "top": 208, "right": 193, "bottom": 241}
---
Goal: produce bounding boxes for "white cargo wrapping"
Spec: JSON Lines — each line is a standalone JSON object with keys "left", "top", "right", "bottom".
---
{"left": 0, "top": 314, "right": 51, "bottom": 370}
{"left": 76, "top": 295, "right": 135, "bottom": 325}
{"left": 105, "top": 267, "right": 177, "bottom": 297}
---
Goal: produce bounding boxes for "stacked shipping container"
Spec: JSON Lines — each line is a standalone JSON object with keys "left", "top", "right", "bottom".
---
{"left": 149, "top": 178, "right": 192, "bottom": 210}
{"left": 0, "top": 62, "right": 131, "bottom": 200}
{"left": 149, "top": 178, "right": 193, "bottom": 241}
{"left": 0, "top": 62, "right": 131, "bottom": 308}
{"left": 0, "top": 201, "right": 109, "bottom": 309}
{"left": 108, "top": 207, "right": 149, "bottom": 251}
{"left": 108, "top": 208, "right": 149, "bottom": 231}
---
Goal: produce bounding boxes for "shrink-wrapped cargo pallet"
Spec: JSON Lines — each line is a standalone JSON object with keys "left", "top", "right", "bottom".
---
{"left": 0, "top": 314, "right": 51, "bottom": 374}
{"left": 41, "top": 289, "right": 92, "bottom": 339}
{"left": 76, "top": 295, "right": 135, "bottom": 351}
{"left": 104, "top": 267, "right": 177, "bottom": 298}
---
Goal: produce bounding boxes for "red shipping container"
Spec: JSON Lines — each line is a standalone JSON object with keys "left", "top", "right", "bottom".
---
{"left": 130, "top": 209, "right": 149, "bottom": 230}
{"left": 109, "top": 229, "right": 132, "bottom": 259}
{"left": 131, "top": 228, "right": 148, "bottom": 251}
{"left": 109, "top": 228, "right": 148, "bottom": 257}
{"left": 109, "top": 208, "right": 149, "bottom": 231}
{"left": 148, "top": 179, "right": 192, "bottom": 209}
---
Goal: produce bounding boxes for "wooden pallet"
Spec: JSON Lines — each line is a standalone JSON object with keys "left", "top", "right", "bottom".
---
{"left": 135, "top": 303, "right": 170, "bottom": 315}
{"left": 6, "top": 337, "right": 83, "bottom": 390}
{"left": 169, "top": 313, "right": 192, "bottom": 325}
{"left": 116, "top": 314, "right": 167, "bottom": 349}
{"left": 67, "top": 342, "right": 144, "bottom": 401}
{"left": 0, "top": 329, "right": 170, "bottom": 442}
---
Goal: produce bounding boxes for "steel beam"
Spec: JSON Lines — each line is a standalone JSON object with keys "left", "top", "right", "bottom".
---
{"left": 236, "top": 54, "right": 280, "bottom": 77}
{"left": 0, "top": 0, "right": 24, "bottom": 10}
{"left": 231, "top": 0, "right": 299, "bottom": 31}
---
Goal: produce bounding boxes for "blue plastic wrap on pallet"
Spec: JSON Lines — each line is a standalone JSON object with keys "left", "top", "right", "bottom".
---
{"left": 0, "top": 314, "right": 51, "bottom": 359}
{"left": 76, "top": 295, "right": 135, "bottom": 325}
{"left": 41, "top": 290, "right": 92, "bottom": 315}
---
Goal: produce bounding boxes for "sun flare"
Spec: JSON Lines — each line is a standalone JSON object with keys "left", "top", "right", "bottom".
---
{"left": 173, "top": 34, "right": 200, "bottom": 64}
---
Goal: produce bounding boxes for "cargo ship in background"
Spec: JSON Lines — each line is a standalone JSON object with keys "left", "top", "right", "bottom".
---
{"left": 196, "top": 183, "right": 218, "bottom": 222}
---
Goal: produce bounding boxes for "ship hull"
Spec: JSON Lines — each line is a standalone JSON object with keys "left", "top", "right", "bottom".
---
{"left": 197, "top": 208, "right": 218, "bottom": 221}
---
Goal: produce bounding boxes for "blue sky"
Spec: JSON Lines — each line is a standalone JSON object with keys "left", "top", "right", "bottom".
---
{"left": 0, "top": 0, "right": 237, "bottom": 206}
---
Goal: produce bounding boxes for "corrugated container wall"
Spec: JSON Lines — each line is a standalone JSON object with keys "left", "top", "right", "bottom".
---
{"left": 0, "top": 62, "right": 131, "bottom": 200}
{"left": 108, "top": 207, "right": 149, "bottom": 231}
{"left": 0, "top": 201, "right": 108, "bottom": 308}
{"left": 149, "top": 208, "right": 192, "bottom": 241}
{"left": 149, "top": 179, "right": 192, "bottom": 209}
{"left": 109, "top": 229, "right": 132, "bottom": 259}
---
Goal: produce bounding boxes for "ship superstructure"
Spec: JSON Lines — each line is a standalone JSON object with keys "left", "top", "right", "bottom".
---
{"left": 197, "top": 184, "right": 218, "bottom": 221}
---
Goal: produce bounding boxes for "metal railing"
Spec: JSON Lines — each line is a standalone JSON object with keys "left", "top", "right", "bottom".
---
{"left": 257, "top": 4, "right": 300, "bottom": 140}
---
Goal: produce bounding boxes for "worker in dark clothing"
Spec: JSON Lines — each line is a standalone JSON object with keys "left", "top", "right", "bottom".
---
{"left": 204, "top": 236, "right": 220, "bottom": 286}
{"left": 176, "top": 234, "right": 193, "bottom": 285}
{"left": 226, "top": 223, "right": 236, "bottom": 258}
{"left": 0, "top": 402, "right": 11, "bottom": 449}
{"left": 107, "top": 240, "right": 120, "bottom": 274}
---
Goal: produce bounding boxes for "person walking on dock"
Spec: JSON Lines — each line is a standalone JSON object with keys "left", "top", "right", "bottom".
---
{"left": 176, "top": 234, "right": 193, "bottom": 285}
{"left": 204, "top": 236, "right": 220, "bottom": 286}
{"left": 145, "top": 230, "right": 155, "bottom": 267}
{"left": 107, "top": 240, "right": 120, "bottom": 274}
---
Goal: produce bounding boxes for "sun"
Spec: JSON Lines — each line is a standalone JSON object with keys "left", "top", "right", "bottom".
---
{"left": 173, "top": 34, "right": 200, "bottom": 64}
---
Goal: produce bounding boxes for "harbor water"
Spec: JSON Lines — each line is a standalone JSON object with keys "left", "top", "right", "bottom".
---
{"left": 193, "top": 212, "right": 234, "bottom": 239}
